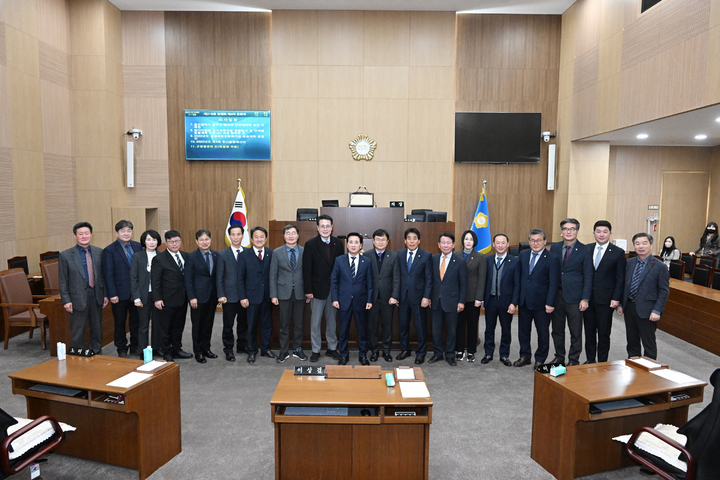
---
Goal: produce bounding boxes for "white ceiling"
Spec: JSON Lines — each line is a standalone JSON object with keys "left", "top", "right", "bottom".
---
{"left": 107, "top": 0, "right": 576, "bottom": 14}
{"left": 579, "top": 104, "right": 720, "bottom": 147}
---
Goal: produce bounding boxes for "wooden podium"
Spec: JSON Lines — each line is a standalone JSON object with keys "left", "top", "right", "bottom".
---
{"left": 271, "top": 367, "right": 432, "bottom": 480}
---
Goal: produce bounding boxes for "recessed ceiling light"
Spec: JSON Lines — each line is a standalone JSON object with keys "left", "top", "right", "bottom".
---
{"left": 716, "top": 117, "right": 720, "bottom": 122}
{"left": 636, "top": 134, "right": 649, "bottom": 139}
{"left": 695, "top": 134, "right": 708, "bottom": 140}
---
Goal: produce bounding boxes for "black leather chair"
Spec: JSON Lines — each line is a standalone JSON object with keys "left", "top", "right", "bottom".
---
{"left": 681, "top": 254, "right": 695, "bottom": 278}
{"left": 712, "top": 269, "right": 720, "bottom": 291}
{"left": 669, "top": 260, "right": 685, "bottom": 281}
{"left": 5, "top": 257, "right": 28, "bottom": 275}
{"left": 508, "top": 245, "right": 519, "bottom": 257}
{"left": 626, "top": 368, "right": 720, "bottom": 480}
{"left": 698, "top": 255, "right": 716, "bottom": 269}
{"left": 692, "top": 264, "right": 712, "bottom": 287}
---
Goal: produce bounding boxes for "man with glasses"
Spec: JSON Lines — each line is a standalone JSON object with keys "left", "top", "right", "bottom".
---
{"left": 515, "top": 229, "right": 561, "bottom": 368}
{"left": 549, "top": 218, "right": 593, "bottom": 366}
{"left": 302, "top": 215, "right": 345, "bottom": 362}
{"left": 151, "top": 230, "right": 192, "bottom": 362}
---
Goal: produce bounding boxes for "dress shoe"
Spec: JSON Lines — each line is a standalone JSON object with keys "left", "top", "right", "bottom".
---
{"left": 567, "top": 360, "right": 579, "bottom": 366}
{"left": 261, "top": 350, "right": 277, "bottom": 359}
{"left": 129, "top": 349, "right": 139, "bottom": 356}
{"left": 534, "top": 361, "right": 544, "bottom": 369}
{"left": 327, "top": 349, "right": 342, "bottom": 361}
{"left": 466, "top": 353, "right": 476, "bottom": 362}
{"left": 360, "top": 357, "right": 370, "bottom": 366}
{"left": 204, "top": 350, "right": 218, "bottom": 359}
{"left": 338, "top": 356, "right": 349, "bottom": 365}
{"left": 292, "top": 348, "right": 308, "bottom": 361}
{"left": 195, "top": 354, "right": 207, "bottom": 363}
{"left": 310, "top": 352, "right": 320, "bottom": 362}
{"left": 247, "top": 353, "right": 256, "bottom": 363}
{"left": 455, "top": 351, "right": 464, "bottom": 361}
{"left": 163, "top": 354, "right": 174, "bottom": 362}
{"left": 550, "top": 356, "right": 566, "bottom": 366}
{"left": 513, "top": 357, "right": 531, "bottom": 367}
{"left": 446, "top": 357, "right": 457, "bottom": 366}
{"left": 500, "top": 357, "right": 512, "bottom": 367}
{"left": 383, "top": 352, "right": 393, "bottom": 362}
{"left": 428, "top": 356, "right": 443, "bottom": 364}
{"left": 226, "top": 353, "right": 236, "bottom": 362}
{"left": 173, "top": 349, "right": 193, "bottom": 359}
{"left": 276, "top": 352, "right": 290, "bottom": 363}
{"left": 396, "top": 350, "right": 412, "bottom": 360}
{"left": 370, "top": 352, "right": 379, "bottom": 362}
{"left": 117, "top": 350, "right": 128, "bottom": 358}
{"left": 480, "top": 355, "right": 493, "bottom": 364}
{"left": 414, "top": 355, "right": 425, "bottom": 365}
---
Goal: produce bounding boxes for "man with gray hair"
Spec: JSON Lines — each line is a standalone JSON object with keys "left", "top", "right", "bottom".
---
{"left": 514, "top": 228, "right": 561, "bottom": 368}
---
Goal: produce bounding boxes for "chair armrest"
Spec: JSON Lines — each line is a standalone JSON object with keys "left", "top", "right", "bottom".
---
{"left": 626, "top": 426, "right": 696, "bottom": 480}
{"left": 0, "top": 416, "right": 65, "bottom": 475}
{"left": 31, "top": 295, "right": 50, "bottom": 300}
{"left": 0, "top": 303, "right": 40, "bottom": 309}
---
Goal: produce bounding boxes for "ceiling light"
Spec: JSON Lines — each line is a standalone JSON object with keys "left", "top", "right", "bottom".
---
{"left": 636, "top": 134, "right": 649, "bottom": 139}
{"left": 695, "top": 134, "right": 708, "bottom": 140}
{"left": 716, "top": 117, "right": 720, "bottom": 122}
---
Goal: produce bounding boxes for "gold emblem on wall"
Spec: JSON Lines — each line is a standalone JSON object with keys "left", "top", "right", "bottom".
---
{"left": 349, "top": 134, "right": 377, "bottom": 161}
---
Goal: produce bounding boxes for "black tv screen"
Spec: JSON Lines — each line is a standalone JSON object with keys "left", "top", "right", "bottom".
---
{"left": 454, "top": 112, "right": 541, "bottom": 164}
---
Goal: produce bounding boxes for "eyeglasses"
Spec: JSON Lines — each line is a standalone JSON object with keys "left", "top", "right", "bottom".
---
{"left": 529, "top": 239, "right": 544, "bottom": 244}
{"left": 562, "top": 227, "right": 577, "bottom": 232}
{"left": 166, "top": 239, "right": 181, "bottom": 244}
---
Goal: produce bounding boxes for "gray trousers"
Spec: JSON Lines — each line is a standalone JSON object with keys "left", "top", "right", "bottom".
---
{"left": 69, "top": 287, "right": 103, "bottom": 354}
{"left": 278, "top": 291, "right": 305, "bottom": 356}
{"left": 310, "top": 297, "right": 337, "bottom": 353}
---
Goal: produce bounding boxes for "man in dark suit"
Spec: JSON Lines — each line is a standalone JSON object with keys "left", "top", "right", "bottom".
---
{"left": 584, "top": 220, "right": 626, "bottom": 363}
{"left": 184, "top": 229, "right": 219, "bottom": 364}
{"left": 364, "top": 229, "right": 400, "bottom": 362}
{"left": 428, "top": 232, "right": 467, "bottom": 366}
{"left": 331, "top": 232, "right": 373, "bottom": 365}
{"left": 618, "top": 233, "right": 670, "bottom": 360}
{"left": 481, "top": 233, "right": 520, "bottom": 367}
{"left": 270, "top": 224, "right": 308, "bottom": 363}
{"left": 216, "top": 225, "right": 247, "bottom": 362}
{"left": 151, "top": 230, "right": 192, "bottom": 362}
{"left": 396, "top": 227, "right": 433, "bottom": 364}
{"left": 238, "top": 226, "right": 275, "bottom": 363}
{"left": 102, "top": 219, "right": 142, "bottom": 357}
{"left": 302, "top": 214, "right": 345, "bottom": 362}
{"left": 58, "top": 221, "right": 108, "bottom": 354}
{"left": 515, "top": 228, "right": 561, "bottom": 368}
{"left": 549, "top": 218, "right": 593, "bottom": 366}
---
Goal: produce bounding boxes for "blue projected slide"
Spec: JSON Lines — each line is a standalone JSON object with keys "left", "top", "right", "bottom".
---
{"left": 184, "top": 110, "right": 271, "bottom": 161}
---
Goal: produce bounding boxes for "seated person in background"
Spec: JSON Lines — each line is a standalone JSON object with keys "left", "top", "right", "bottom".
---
{"left": 689, "top": 222, "right": 720, "bottom": 258}
{"left": 659, "top": 236, "right": 681, "bottom": 267}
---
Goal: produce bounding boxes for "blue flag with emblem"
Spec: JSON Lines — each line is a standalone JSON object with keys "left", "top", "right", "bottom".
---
{"left": 471, "top": 184, "right": 491, "bottom": 254}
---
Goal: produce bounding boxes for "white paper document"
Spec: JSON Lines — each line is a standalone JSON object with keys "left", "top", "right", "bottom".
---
{"left": 651, "top": 369, "right": 701, "bottom": 385}
{"left": 136, "top": 360, "right": 167, "bottom": 372}
{"left": 107, "top": 372, "right": 152, "bottom": 388}
{"left": 399, "top": 382, "right": 430, "bottom": 398}
{"left": 395, "top": 368, "right": 415, "bottom": 380}
{"left": 629, "top": 358, "right": 660, "bottom": 369}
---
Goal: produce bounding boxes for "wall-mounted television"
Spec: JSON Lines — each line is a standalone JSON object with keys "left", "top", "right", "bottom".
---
{"left": 454, "top": 112, "right": 541, "bottom": 164}
{"left": 185, "top": 110, "right": 271, "bottom": 161}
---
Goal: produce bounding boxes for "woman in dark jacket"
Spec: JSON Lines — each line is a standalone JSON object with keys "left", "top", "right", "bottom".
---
{"left": 454, "top": 230, "right": 487, "bottom": 362}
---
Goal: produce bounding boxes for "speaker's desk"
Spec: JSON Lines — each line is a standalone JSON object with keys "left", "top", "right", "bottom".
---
{"left": 531, "top": 360, "right": 706, "bottom": 480}
{"left": 9, "top": 356, "right": 181, "bottom": 480}
{"left": 271, "top": 367, "right": 432, "bottom": 480}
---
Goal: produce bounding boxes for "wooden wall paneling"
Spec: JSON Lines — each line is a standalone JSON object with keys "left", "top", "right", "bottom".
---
{"left": 659, "top": 171, "right": 711, "bottom": 254}
{"left": 40, "top": 80, "right": 72, "bottom": 156}
{"left": 409, "top": 11, "right": 456, "bottom": 67}
{"left": 0, "top": 147, "right": 15, "bottom": 242}
{"left": 364, "top": 98, "right": 409, "bottom": 163}
{"left": 121, "top": 11, "right": 166, "bottom": 66}
{"left": 0, "top": 22, "right": 6, "bottom": 67}
{"left": 656, "top": 33, "right": 708, "bottom": 117}
{"left": 316, "top": 98, "right": 363, "bottom": 161}
{"left": 573, "top": 45, "right": 599, "bottom": 93}
{"left": 363, "top": 11, "right": 410, "bottom": 66}
{"left": 317, "top": 11, "right": 363, "bottom": 66}
{"left": 271, "top": 10, "right": 318, "bottom": 66}
{"left": 3, "top": 0, "right": 38, "bottom": 36}
{"left": 43, "top": 153, "right": 77, "bottom": 235}
{"left": 573, "top": 0, "right": 602, "bottom": 57}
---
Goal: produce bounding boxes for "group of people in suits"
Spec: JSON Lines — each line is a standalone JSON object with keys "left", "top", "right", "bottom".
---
{"left": 57, "top": 215, "right": 671, "bottom": 368}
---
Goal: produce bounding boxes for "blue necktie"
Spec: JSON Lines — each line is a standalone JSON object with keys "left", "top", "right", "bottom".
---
{"left": 496, "top": 256, "right": 502, "bottom": 269}
{"left": 290, "top": 248, "right": 296, "bottom": 269}
{"left": 124, "top": 244, "right": 133, "bottom": 265}
{"left": 407, "top": 251, "right": 414, "bottom": 271}
{"left": 529, "top": 252, "right": 539, "bottom": 274}
{"left": 350, "top": 256, "right": 356, "bottom": 278}
{"left": 205, "top": 252, "right": 213, "bottom": 274}
{"left": 629, "top": 260, "right": 645, "bottom": 299}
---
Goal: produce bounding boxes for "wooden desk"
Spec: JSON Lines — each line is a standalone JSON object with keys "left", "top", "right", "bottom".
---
{"left": 271, "top": 368, "right": 432, "bottom": 480}
{"left": 9, "top": 356, "right": 181, "bottom": 480}
{"left": 38, "top": 295, "right": 116, "bottom": 356}
{"left": 662, "top": 278, "right": 720, "bottom": 356}
{"left": 531, "top": 361, "right": 706, "bottom": 480}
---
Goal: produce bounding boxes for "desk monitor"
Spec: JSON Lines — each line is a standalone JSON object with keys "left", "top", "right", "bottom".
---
{"left": 322, "top": 200, "right": 339, "bottom": 207}
{"left": 426, "top": 211, "right": 447, "bottom": 222}
{"left": 296, "top": 208, "right": 318, "bottom": 222}
{"left": 184, "top": 110, "right": 271, "bottom": 161}
{"left": 412, "top": 209, "right": 432, "bottom": 216}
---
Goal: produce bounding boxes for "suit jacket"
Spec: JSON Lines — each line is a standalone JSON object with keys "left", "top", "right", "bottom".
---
{"left": 693, "top": 236, "right": 720, "bottom": 257}
{"left": 216, "top": 247, "right": 242, "bottom": 303}
{"left": 483, "top": 254, "right": 520, "bottom": 307}
{"left": 363, "top": 249, "right": 400, "bottom": 304}
{"left": 517, "top": 249, "right": 561, "bottom": 311}
{"left": 456, "top": 250, "right": 487, "bottom": 303}
{"left": 59, "top": 245, "right": 106, "bottom": 310}
{"left": 270, "top": 245, "right": 305, "bottom": 301}
{"left": 431, "top": 253, "right": 468, "bottom": 312}
{"left": 184, "top": 249, "right": 218, "bottom": 304}
{"left": 621, "top": 255, "right": 670, "bottom": 318}
{"left": 130, "top": 250, "right": 154, "bottom": 305}
{"left": 101, "top": 239, "right": 142, "bottom": 300}
{"left": 302, "top": 235, "right": 345, "bottom": 300}
{"left": 151, "top": 250, "right": 189, "bottom": 307}
{"left": 238, "top": 247, "right": 273, "bottom": 304}
{"left": 549, "top": 241, "right": 593, "bottom": 304}
{"left": 330, "top": 254, "right": 373, "bottom": 311}
{"left": 587, "top": 243, "right": 626, "bottom": 305}
{"left": 397, "top": 248, "right": 432, "bottom": 305}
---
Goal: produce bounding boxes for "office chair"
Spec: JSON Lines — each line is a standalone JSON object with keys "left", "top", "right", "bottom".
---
{"left": 1, "top": 409, "right": 69, "bottom": 479}
{"left": 626, "top": 368, "right": 720, "bottom": 480}
{"left": 681, "top": 254, "right": 694, "bottom": 278}
{"left": 40, "top": 259, "right": 60, "bottom": 295}
{"left": 691, "top": 264, "right": 712, "bottom": 287}
{"left": 0, "top": 269, "right": 48, "bottom": 350}
{"left": 712, "top": 269, "right": 720, "bottom": 291}
{"left": 38, "top": 251, "right": 59, "bottom": 262}
{"left": 698, "top": 255, "right": 716, "bottom": 269}
{"left": 6, "top": 257, "right": 28, "bottom": 275}
{"left": 668, "top": 261, "right": 685, "bottom": 281}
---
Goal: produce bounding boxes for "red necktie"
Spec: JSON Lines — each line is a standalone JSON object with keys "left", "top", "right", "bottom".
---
{"left": 85, "top": 248, "right": 95, "bottom": 288}
{"left": 257, "top": 249, "right": 262, "bottom": 260}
